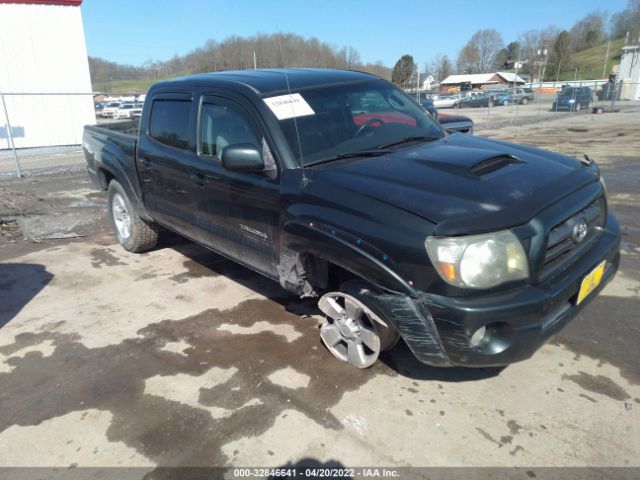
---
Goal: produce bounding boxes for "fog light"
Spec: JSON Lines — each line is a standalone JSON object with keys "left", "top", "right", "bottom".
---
{"left": 470, "top": 326, "right": 487, "bottom": 347}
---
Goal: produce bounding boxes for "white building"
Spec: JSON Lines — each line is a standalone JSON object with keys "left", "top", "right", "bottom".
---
{"left": 441, "top": 72, "right": 526, "bottom": 90}
{"left": 0, "top": 0, "right": 95, "bottom": 149}
{"left": 618, "top": 45, "right": 640, "bottom": 100}
{"left": 421, "top": 75, "right": 438, "bottom": 90}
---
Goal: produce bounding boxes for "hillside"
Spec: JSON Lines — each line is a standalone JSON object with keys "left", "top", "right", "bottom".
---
{"left": 557, "top": 37, "right": 625, "bottom": 80}
{"left": 92, "top": 79, "right": 155, "bottom": 94}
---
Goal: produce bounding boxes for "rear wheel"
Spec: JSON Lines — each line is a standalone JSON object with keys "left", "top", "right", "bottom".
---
{"left": 107, "top": 180, "right": 159, "bottom": 253}
{"left": 318, "top": 280, "right": 399, "bottom": 368}
{"left": 521, "top": 98, "right": 528, "bottom": 105}
{"left": 502, "top": 99, "right": 509, "bottom": 106}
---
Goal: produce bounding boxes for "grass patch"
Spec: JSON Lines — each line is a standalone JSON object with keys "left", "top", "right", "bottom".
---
{"left": 556, "top": 37, "right": 625, "bottom": 81}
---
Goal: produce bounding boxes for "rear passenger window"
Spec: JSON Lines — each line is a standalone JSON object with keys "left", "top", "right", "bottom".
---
{"left": 149, "top": 100, "right": 191, "bottom": 150}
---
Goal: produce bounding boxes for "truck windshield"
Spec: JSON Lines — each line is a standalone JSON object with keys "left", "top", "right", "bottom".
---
{"left": 271, "top": 80, "right": 444, "bottom": 166}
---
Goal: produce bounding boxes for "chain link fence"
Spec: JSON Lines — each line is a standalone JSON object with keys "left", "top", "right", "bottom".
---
{"left": 2, "top": 81, "right": 640, "bottom": 178}
{"left": 409, "top": 78, "right": 640, "bottom": 133}
{"left": 0, "top": 92, "right": 96, "bottom": 177}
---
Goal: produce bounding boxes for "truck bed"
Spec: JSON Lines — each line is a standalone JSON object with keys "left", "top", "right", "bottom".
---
{"left": 83, "top": 121, "right": 141, "bottom": 200}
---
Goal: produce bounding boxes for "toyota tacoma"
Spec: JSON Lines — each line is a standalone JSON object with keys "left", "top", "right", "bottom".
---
{"left": 83, "top": 69, "right": 620, "bottom": 369}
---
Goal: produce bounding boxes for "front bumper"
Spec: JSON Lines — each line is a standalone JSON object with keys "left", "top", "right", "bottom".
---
{"left": 386, "top": 213, "right": 620, "bottom": 367}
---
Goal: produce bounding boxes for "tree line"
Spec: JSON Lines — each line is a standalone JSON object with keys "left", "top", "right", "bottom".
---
{"left": 89, "top": 32, "right": 390, "bottom": 87}
{"left": 392, "top": 0, "right": 640, "bottom": 85}
{"left": 90, "top": 0, "right": 640, "bottom": 90}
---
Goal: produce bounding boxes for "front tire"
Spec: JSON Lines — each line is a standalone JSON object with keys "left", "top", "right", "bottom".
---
{"left": 318, "top": 280, "right": 400, "bottom": 368}
{"left": 107, "top": 180, "right": 159, "bottom": 253}
{"left": 502, "top": 99, "right": 509, "bottom": 106}
{"left": 521, "top": 98, "right": 528, "bottom": 105}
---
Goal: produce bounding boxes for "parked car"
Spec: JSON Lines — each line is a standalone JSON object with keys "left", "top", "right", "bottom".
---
{"left": 101, "top": 102, "right": 121, "bottom": 118}
{"left": 511, "top": 88, "right": 535, "bottom": 105}
{"left": 552, "top": 87, "right": 593, "bottom": 111}
{"left": 457, "top": 93, "right": 495, "bottom": 108}
{"left": 436, "top": 113, "right": 474, "bottom": 134}
{"left": 94, "top": 102, "right": 105, "bottom": 114}
{"left": 83, "top": 68, "right": 620, "bottom": 370}
{"left": 432, "top": 94, "right": 460, "bottom": 108}
{"left": 131, "top": 102, "right": 144, "bottom": 119}
{"left": 419, "top": 99, "right": 474, "bottom": 134}
{"left": 114, "top": 103, "right": 143, "bottom": 119}
{"left": 488, "top": 90, "right": 514, "bottom": 106}
{"left": 419, "top": 98, "right": 438, "bottom": 116}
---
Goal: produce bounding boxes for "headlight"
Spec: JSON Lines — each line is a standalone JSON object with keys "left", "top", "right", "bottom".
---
{"left": 568, "top": 99, "right": 576, "bottom": 104}
{"left": 599, "top": 175, "right": 607, "bottom": 197}
{"left": 425, "top": 230, "right": 529, "bottom": 289}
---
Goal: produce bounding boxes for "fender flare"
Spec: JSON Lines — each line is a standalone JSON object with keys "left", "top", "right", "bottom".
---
{"left": 278, "top": 220, "right": 417, "bottom": 297}
{"left": 94, "top": 152, "right": 153, "bottom": 222}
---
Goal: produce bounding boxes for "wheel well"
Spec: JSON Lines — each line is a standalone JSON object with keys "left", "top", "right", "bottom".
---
{"left": 298, "top": 252, "right": 363, "bottom": 294}
{"left": 98, "top": 168, "right": 115, "bottom": 190}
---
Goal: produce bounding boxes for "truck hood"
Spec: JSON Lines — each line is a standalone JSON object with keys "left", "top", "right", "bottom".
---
{"left": 308, "top": 133, "right": 600, "bottom": 235}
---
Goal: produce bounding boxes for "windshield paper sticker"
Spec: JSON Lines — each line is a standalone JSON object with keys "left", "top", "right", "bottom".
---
{"left": 263, "top": 93, "right": 315, "bottom": 120}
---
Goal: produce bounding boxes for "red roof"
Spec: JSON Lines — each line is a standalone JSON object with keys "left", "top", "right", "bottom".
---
{"left": 0, "top": 1, "right": 82, "bottom": 5}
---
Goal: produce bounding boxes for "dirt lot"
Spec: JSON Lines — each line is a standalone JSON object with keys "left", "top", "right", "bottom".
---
{"left": 0, "top": 109, "right": 639, "bottom": 477}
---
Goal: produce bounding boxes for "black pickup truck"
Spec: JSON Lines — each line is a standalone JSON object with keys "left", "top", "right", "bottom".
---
{"left": 83, "top": 68, "right": 620, "bottom": 369}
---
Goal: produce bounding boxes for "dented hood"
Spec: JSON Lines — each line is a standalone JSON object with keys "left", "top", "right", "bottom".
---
{"left": 309, "top": 133, "right": 600, "bottom": 235}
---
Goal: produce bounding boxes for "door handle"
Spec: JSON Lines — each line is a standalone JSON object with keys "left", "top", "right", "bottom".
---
{"left": 140, "top": 157, "right": 152, "bottom": 168}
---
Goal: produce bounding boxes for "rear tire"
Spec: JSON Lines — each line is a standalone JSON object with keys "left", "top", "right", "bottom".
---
{"left": 521, "top": 98, "right": 528, "bottom": 105}
{"left": 107, "top": 180, "right": 159, "bottom": 253}
{"left": 502, "top": 100, "right": 509, "bottom": 106}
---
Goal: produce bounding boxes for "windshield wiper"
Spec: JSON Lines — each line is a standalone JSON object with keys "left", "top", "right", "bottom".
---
{"left": 305, "top": 149, "right": 391, "bottom": 167}
{"left": 377, "top": 135, "right": 438, "bottom": 149}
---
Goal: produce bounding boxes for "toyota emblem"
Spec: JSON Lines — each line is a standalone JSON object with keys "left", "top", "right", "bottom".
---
{"left": 572, "top": 219, "right": 588, "bottom": 243}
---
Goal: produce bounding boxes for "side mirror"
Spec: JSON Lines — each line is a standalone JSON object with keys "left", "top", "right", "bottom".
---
{"left": 220, "top": 144, "right": 264, "bottom": 172}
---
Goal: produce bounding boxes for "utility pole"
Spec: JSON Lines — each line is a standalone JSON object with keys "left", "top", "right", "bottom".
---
{"left": 602, "top": 40, "right": 611, "bottom": 78}
{"left": 253, "top": 51, "right": 257, "bottom": 69}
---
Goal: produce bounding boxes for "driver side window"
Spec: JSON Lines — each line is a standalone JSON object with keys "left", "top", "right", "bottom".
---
{"left": 200, "top": 101, "right": 260, "bottom": 158}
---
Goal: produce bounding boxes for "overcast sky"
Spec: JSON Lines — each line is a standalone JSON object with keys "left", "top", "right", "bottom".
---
{"left": 81, "top": 0, "right": 626, "bottom": 68}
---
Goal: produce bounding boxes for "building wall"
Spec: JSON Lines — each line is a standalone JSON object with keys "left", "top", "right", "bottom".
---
{"left": 619, "top": 46, "right": 640, "bottom": 101}
{"left": 0, "top": 2, "right": 95, "bottom": 149}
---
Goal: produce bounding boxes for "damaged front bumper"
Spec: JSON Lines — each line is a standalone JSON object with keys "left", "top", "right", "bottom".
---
{"left": 374, "top": 213, "right": 621, "bottom": 367}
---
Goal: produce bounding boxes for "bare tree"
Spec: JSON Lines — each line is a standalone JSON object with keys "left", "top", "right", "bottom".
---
{"left": 457, "top": 29, "right": 504, "bottom": 73}
{"left": 610, "top": 0, "right": 640, "bottom": 39}
{"left": 430, "top": 54, "right": 453, "bottom": 81}
{"left": 570, "top": 10, "right": 608, "bottom": 50}
{"left": 457, "top": 43, "right": 480, "bottom": 74}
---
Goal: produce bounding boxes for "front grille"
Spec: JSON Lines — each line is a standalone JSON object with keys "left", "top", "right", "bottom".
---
{"left": 540, "top": 197, "right": 606, "bottom": 277}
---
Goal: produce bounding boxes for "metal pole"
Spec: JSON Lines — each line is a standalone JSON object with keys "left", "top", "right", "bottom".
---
{"left": 602, "top": 40, "right": 611, "bottom": 79}
{"left": 1, "top": 93, "right": 21, "bottom": 177}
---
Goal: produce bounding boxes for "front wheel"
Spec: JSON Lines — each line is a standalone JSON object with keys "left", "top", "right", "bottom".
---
{"left": 107, "top": 180, "right": 159, "bottom": 253}
{"left": 575, "top": 103, "right": 581, "bottom": 111}
{"left": 502, "top": 100, "right": 509, "bottom": 106}
{"left": 521, "top": 98, "right": 528, "bottom": 105}
{"left": 318, "top": 280, "right": 400, "bottom": 368}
